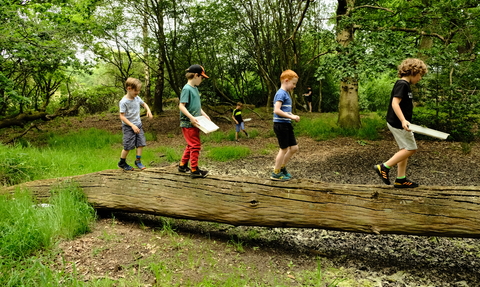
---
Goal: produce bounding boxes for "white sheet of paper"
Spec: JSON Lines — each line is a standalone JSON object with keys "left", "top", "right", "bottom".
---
{"left": 408, "top": 124, "right": 449, "bottom": 140}
{"left": 243, "top": 118, "right": 251, "bottom": 122}
{"left": 194, "top": 116, "right": 219, "bottom": 134}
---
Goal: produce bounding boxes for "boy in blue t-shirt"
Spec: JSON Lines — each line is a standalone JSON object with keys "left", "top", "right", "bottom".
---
{"left": 271, "top": 70, "right": 301, "bottom": 181}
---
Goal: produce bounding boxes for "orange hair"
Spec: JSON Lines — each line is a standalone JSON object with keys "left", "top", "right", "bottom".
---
{"left": 280, "top": 69, "right": 299, "bottom": 82}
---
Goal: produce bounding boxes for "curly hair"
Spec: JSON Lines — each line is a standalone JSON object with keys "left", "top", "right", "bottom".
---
{"left": 397, "top": 58, "right": 428, "bottom": 78}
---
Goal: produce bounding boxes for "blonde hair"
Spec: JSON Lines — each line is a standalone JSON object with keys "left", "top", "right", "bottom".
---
{"left": 280, "top": 69, "right": 299, "bottom": 82}
{"left": 397, "top": 58, "right": 428, "bottom": 77}
{"left": 125, "top": 78, "right": 142, "bottom": 90}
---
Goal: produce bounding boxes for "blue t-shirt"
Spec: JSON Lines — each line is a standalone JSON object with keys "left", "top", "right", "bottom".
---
{"left": 273, "top": 89, "right": 292, "bottom": 123}
{"left": 119, "top": 96, "right": 144, "bottom": 126}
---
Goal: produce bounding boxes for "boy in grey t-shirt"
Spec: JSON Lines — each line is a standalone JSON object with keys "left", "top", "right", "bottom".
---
{"left": 118, "top": 78, "right": 152, "bottom": 171}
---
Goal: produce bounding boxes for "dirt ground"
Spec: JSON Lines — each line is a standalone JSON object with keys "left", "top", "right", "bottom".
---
{"left": 10, "top": 109, "right": 480, "bottom": 286}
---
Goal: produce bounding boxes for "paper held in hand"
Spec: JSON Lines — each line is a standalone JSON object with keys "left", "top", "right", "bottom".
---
{"left": 194, "top": 116, "right": 220, "bottom": 134}
{"left": 243, "top": 118, "right": 252, "bottom": 122}
{"left": 408, "top": 124, "right": 449, "bottom": 140}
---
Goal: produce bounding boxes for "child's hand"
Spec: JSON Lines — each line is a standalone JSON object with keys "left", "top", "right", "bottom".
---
{"left": 292, "top": 115, "right": 300, "bottom": 122}
{"left": 402, "top": 120, "right": 411, "bottom": 131}
{"left": 146, "top": 111, "right": 153, "bottom": 119}
{"left": 191, "top": 117, "right": 199, "bottom": 126}
{"left": 132, "top": 125, "right": 140, "bottom": 134}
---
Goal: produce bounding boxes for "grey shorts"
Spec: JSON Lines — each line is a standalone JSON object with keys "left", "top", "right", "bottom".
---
{"left": 122, "top": 124, "right": 147, "bottom": 150}
{"left": 387, "top": 123, "right": 417, "bottom": 150}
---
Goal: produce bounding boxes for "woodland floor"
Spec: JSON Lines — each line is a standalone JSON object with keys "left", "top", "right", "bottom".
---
{"left": 8, "top": 109, "right": 480, "bottom": 286}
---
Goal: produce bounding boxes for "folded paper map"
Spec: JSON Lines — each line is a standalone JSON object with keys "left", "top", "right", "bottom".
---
{"left": 194, "top": 116, "right": 220, "bottom": 134}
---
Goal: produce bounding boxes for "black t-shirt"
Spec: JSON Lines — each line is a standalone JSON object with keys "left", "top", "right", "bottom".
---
{"left": 386, "top": 80, "right": 413, "bottom": 129}
{"left": 233, "top": 108, "right": 243, "bottom": 123}
{"left": 304, "top": 90, "right": 312, "bottom": 102}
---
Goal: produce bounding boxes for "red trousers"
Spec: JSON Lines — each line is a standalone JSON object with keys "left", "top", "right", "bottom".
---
{"left": 181, "top": 127, "right": 201, "bottom": 169}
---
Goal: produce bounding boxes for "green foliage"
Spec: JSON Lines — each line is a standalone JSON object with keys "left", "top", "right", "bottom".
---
{"left": 359, "top": 73, "right": 395, "bottom": 112}
{"left": 295, "top": 113, "right": 384, "bottom": 141}
{"left": 0, "top": 185, "right": 95, "bottom": 260}
{"left": 206, "top": 146, "right": 251, "bottom": 162}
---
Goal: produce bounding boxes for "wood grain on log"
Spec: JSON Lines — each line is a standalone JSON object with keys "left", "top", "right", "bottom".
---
{"left": 2, "top": 168, "right": 479, "bottom": 237}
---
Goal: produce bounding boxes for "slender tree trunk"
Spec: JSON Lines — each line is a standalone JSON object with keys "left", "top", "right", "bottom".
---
{"left": 336, "top": 0, "right": 361, "bottom": 129}
{"left": 318, "top": 79, "right": 322, "bottom": 113}
{"left": 142, "top": 5, "right": 152, "bottom": 107}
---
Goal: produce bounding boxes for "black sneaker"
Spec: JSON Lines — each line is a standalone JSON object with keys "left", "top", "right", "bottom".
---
{"left": 394, "top": 178, "right": 419, "bottom": 188}
{"left": 118, "top": 161, "right": 134, "bottom": 171}
{"left": 178, "top": 164, "right": 191, "bottom": 173}
{"left": 374, "top": 164, "right": 390, "bottom": 185}
{"left": 191, "top": 168, "right": 208, "bottom": 178}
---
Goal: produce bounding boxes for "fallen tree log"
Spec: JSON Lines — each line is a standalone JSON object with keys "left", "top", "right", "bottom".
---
{"left": 2, "top": 168, "right": 480, "bottom": 237}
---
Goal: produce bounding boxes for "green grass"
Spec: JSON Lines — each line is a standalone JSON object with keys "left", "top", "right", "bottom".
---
{"left": 206, "top": 146, "right": 251, "bottom": 162}
{"left": 0, "top": 128, "right": 161, "bottom": 184}
{"left": 294, "top": 112, "right": 384, "bottom": 141}
{"left": 0, "top": 184, "right": 96, "bottom": 286}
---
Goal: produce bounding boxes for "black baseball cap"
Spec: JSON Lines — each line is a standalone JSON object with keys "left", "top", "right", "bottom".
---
{"left": 186, "top": 64, "right": 209, "bottom": 78}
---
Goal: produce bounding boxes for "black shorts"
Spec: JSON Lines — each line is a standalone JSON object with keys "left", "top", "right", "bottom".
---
{"left": 273, "top": 122, "right": 297, "bottom": 149}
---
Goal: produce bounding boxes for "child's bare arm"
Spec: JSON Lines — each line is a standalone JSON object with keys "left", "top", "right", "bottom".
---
{"left": 142, "top": 103, "right": 153, "bottom": 119}
{"left": 120, "top": 113, "right": 140, "bottom": 134}
{"left": 391, "top": 97, "right": 410, "bottom": 131}
{"left": 179, "top": 102, "right": 199, "bottom": 126}
{"left": 274, "top": 101, "right": 300, "bottom": 122}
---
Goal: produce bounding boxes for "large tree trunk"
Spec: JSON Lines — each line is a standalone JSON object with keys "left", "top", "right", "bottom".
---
{"left": 2, "top": 168, "right": 480, "bottom": 238}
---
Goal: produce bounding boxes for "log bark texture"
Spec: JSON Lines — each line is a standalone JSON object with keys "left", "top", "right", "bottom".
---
{"left": 2, "top": 168, "right": 480, "bottom": 237}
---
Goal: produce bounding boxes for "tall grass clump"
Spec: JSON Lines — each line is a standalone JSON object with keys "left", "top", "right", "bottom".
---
{"left": 0, "top": 184, "right": 95, "bottom": 259}
{"left": 0, "top": 145, "right": 36, "bottom": 185}
{"left": 0, "top": 184, "right": 95, "bottom": 286}
{"left": 206, "top": 146, "right": 251, "bottom": 162}
{"left": 46, "top": 128, "right": 121, "bottom": 149}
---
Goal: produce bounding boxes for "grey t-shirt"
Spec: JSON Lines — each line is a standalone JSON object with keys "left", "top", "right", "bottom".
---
{"left": 119, "top": 96, "right": 144, "bottom": 126}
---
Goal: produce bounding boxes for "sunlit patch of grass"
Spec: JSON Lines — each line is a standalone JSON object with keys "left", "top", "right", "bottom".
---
{"left": 205, "top": 146, "right": 251, "bottom": 162}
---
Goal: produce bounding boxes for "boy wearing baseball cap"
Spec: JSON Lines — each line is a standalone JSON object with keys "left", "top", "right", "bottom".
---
{"left": 178, "top": 65, "right": 210, "bottom": 178}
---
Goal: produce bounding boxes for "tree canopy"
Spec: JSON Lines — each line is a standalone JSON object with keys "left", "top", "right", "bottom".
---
{"left": 1, "top": 0, "right": 479, "bottom": 140}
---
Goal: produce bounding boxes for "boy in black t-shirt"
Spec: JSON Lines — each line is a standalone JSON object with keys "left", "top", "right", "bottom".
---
{"left": 232, "top": 102, "right": 248, "bottom": 142}
{"left": 374, "top": 58, "right": 428, "bottom": 188}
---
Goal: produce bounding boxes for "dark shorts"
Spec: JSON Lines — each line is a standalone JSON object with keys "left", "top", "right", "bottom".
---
{"left": 273, "top": 122, "right": 297, "bottom": 149}
{"left": 122, "top": 124, "right": 147, "bottom": 150}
